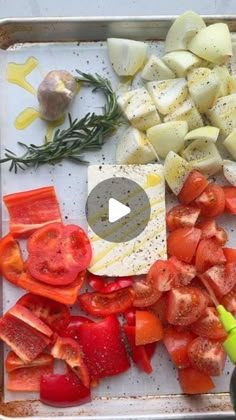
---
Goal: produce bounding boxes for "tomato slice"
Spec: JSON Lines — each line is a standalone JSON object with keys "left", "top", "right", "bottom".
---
{"left": 6, "top": 351, "right": 53, "bottom": 373}
{"left": 167, "top": 227, "right": 201, "bottom": 263}
{"left": 124, "top": 324, "right": 153, "bottom": 374}
{"left": 221, "top": 289, "right": 236, "bottom": 317}
{"left": 178, "top": 366, "right": 215, "bottom": 394}
{"left": 188, "top": 336, "right": 227, "bottom": 376}
{"left": 40, "top": 369, "right": 91, "bottom": 407}
{"left": 3, "top": 186, "right": 62, "bottom": 239}
{"left": 17, "top": 293, "right": 70, "bottom": 334}
{"left": 135, "top": 310, "right": 163, "bottom": 345}
{"left": 197, "top": 219, "right": 228, "bottom": 246}
{"left": 195, "top": 183, "right": 225, "bottom": 218}
{"left": 223, "top": 248, "right": 236, "bottom": 263}
{"left": 168, "top": 256, "right": 196, "bottom": 287}
{"left": 7, "top": 363, "right": 54, "bottom": 392}
{"left": 223, "top": 186, "right": 236, "bottom": 214}
{"left": 178, "top": 170, "right": 208, "bottom": 205}
{"left": 195, "top": 238, "right": 226, "bottom": 273}
{"left": 163, "top": 327, "right": 196, "bottom": 368}
{"left": 166, "top": 204, "right": 200, "bottom": 231}
{"left": 78, "top": 287, "right": 135, "bottom": 317}
{"left": 190, "top": 307, "right": 227, "bottom": 340}
{"left": 146, "top": 259, "right": 178, "bottom": 292}
{"left": 51, "top": 336, "right": 90, "bottom": 388}
{"left": 166, "top": 287, "right": 208, "bottom": 326}
{"left": 203, "top": 263, "right": 236, "bottom": 298}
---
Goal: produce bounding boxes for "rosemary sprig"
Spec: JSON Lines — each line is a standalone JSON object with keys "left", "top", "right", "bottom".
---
{"left": 0, "top": 71, "right": 123, "bottom": 172}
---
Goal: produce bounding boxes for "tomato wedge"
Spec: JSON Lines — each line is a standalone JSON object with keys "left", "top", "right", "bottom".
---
{"left": 195, "top": 238, "right": 226, "bottom": 273}
{"left": 149, "top": 294, "right": 169, "bottom": 327}
{"left": 195, "top": 183, "right": 225, "bottom": 218}
{"left": 197, "top": 219, "right": 228, "bottom": 246}
{"left": 190, "top": 307, "right": 227, "bottom": 340}
{"left": 146, "top": 259, "right": 178, "bottom": 292}
{"left": 223, "top": 248, "right": 236, "bottom": 262}
{"left": 188, "top": 336, "right": 226, "bottom": 376}
{"left": 221, "top": 289, "right": 236, "bottom": 317}
{"left": 223, "top": 186, "right": 236, "bottom": 214}
{"left": 168, "top": 256, "right": 196, "bottom": 287}
{"left": 167, "top": 227, "right": 201, "bottom": 263}
{"left": 124, "top": 324, "right": 154, "bottom": 374}
{"left": 178, "top": 367, "right": 215, "bottom": 394}
{"left": 203, "top": 263, "right": 236, "bottom": 298}
{"left": 133, "top": 279, "right": 162, "bottom": 307}
{"left": 135, "top": 310, "right": 163, "bottom": 345}
{"left": 178, "top": 170, "right": 208, "bottom": 205}
{"left": 163, "top": 327, "right": 196, "bottom": 368}
{"left": 27, "top": 223, "right": 92, "bottom": 286}
{"left": 166, "top": 204, "right": 200, "bottom": 231}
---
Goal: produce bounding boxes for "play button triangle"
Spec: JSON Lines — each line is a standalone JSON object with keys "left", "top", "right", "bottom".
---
{"left": 108, "top": 198, "right": 131, "bottom": 223}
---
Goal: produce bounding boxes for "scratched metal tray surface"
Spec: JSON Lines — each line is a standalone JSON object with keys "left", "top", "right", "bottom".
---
{"left": 0, "top": 16, "right": 236, "bottom": 420}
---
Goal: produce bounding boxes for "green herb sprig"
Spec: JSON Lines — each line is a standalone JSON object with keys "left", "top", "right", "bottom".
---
{"left": 0, "top": 71, "right": 123, "bottom": 172}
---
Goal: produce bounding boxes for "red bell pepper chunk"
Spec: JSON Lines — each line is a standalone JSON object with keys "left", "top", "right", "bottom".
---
{"left": 3, "top": 186, "right": 62, "bottom": 238}
{"left": 8, "top": 303, "right": 53, "bottom": 338}
{"left": 61, "top": 316, "right": 93, "bottom": 340}
{"left": 123, "top": 324, "right": 155, "bottom": 374}
{"left": 87, "top": 272, "right": 134, "bottom": 293}
{"left": 40, "top": 369, "right": 91, "bottom": 408}
{"left": 77, "top": 315, "right": 130, "bottom": 380}
{"left": 6, "top": 351, "right": 53, "bottom": 373}
{"left": 7, "top": 363, "right": 54, "bottom": 392}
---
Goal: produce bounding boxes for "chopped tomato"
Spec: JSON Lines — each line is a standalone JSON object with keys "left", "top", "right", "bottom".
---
{"left": 87, "top": 272, "right": 134, "bottom": 293}
{"left": 0, "top": 313, "right": 50, "bottom": 362}
{"left": 51, "top": 336, "right": 90, "bottom": 388}
{"left": 166, "top": 287, "right": 208, "bottom": 326}
{"left": 133, "top": 279, "right": 162, "bottom": 307}
{"left": 40, "top": 369, "right": 91, "bottom": 407}
{"left": 148, "top": 294, "right": 169, "bottom": 327}
{"left": 135, "top": 310, "right": 163, "bottom": 345}
{"left": 178, "top": 170, "right": 208, "bottom": 205}
{"left": 190, "top": 307, "right": 227, "bottom": 340}
{"left": 223, "top": 186, "right": 236, "bottom": 214}
{"left": 167, "top": 227, "right": 201, "bottom": 263}
{"left": 17, "top": 293, "right": 70, "bottom": 334}
{"left": 203, "top": 263, "right": 236, "bottom": 298}
{"left": 3, "top": 186, "right": 62, "bottom": 238}
{"left": 8, "top": 303, "right": 53, "bottom": 338}
{"left": 146, "top": 259, "right": 178, "bottom": 292}
{"left": 178, "top": 366, "right": 215, "bottom": 394}
{"left": 221, "top": 289, "right": 236, "bottom": 317}
{"left": 124, "top": 324, "right": 154, "bottom": 374}
{"left": 61, "top": 316, "right": 93, "bottom": 340}
{"left": 188, "top": 336, "right": 226, "bottom": 376}
{"left": 197, "top": 219, "right": 228, "bottom": 246}
{"left": 223, "top": 248, "right": 236, "bottom": 263}
{"left": 166, "top": 204, "right": 200, "bottom": 231}
{"left": 27, "top": 223, "right": 92, "bottom": 286}
{"left": 77, "top": 315, "right": 130, "bottom": 379}
{"left": 163, "top": 327, "right": 196, "bottom": 368}
{"left": 195, "top": 238, "right": 226, "bottom": 273}
{"left": 78, "top": 287, "right": 135, "bottom": 317}
{"left": 0, "top": 233, "right": 24, "bottom": 283}
{"left": 195, "top": 183, "right": 225, "bottom": 218}
{"left": 6, "top": 351, "right": 53, "bottom": 373}
{"left": 168, "top": 256, "right": 196, "bottom": 287}
{"left": 7, "top": 363, "right": 54, "bottom": 392}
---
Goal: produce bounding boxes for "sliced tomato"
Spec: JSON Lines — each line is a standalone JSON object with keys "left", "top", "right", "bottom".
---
{"left": 166, "top": 205, "right": 200, "bottom": 231}
{"left": 178, "top": 366, "right": 215, "bottom": 394}
{"left": 6, "top": 351, "right": 53, "bottom": 373}
{"left": 146, "top": 259, "right": 178, "bottom": 292}
{"left": 51, "top": 335, "right": 90, "bottom": 388}
{"left": 221, "top": 289, "right": 236, "bottom": 317}
{"left": 27, "top": 223, "right": 92, "bottom": 286}
{"left": 166, "top": 287, "right": 208, "bottom": 326}
{"left": 195, "top": 239, "right": 226, "bottom": 273}
{"left": 223, "top": 186, "right": 236, "bottom": 214}
{"left": 223, "top": 248, "right": 236, "bottom": 263}
{"left": 135, "top": 310, "right": 163, "bottom": 345}
{"left": 133, "top": 279, "right": 162, "bottom": 307}
{"left": 61, "top": 316, "right": 93, "bottom": 340}
{"left": 8, "top": 303, "right": 53, "bottom": 338}
{"left": 3, "top": 186, "right": 62, "bottom": 239}
{"left": 203, "top": 263, "right": 236, "bottom": 298}
{"left": 168, "top": 256, "right": 196, "bottom": 287}
{"left": 7, "top": 363, "right": 54, "bottom": 392}
{"left": 78, "top": 287, "right": 135, "bottom": 317}
{"left": 40, "top": 369, "right": 91, "bottom": 407}
{"left": 167, "top": 227, "right": 201, "bottom": 263}
{"left": 17, "top": 293, "right": 70, "bottom": 334}
{"left": 0, "top": 233, "right": 24, "bottom": 283}
{"left": 195, "top": 183, "right": 225, "bottom": 218}
{"left": 178, "top": 170, "right": 208, "bottom": 205}
{"left": 148, "top": 294, "right": 169, "bottom": 327}
{"left": 124, "top": 324, "right": 153, "bottom": 374}
{"left": 0, "top": 313, "right": 50, "bottom": 362}
{"left": 87, "top": 272, "right": 134, "bottom": 293}
{"left": 77, "top": 315, "right": 130, "bottom": 379}
{"left": 197, "top": 219, "right": 228, "bottom": 246}
{"left": 163, "top": 327, "right": 196, "bottom": 368}
{"left": 190, "top": 307, "right": 227, "bottom": 340}
{"left": 188, "top": 336, "right": 226, "bottom": 376}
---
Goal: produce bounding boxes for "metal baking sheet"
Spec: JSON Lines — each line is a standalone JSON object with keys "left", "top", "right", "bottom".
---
{"left": 0, "top": 16, "right": 235, "bottom": 419}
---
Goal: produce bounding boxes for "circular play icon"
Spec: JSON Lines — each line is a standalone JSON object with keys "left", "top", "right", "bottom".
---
{"left": 86, "top": 177, "right": 151, "bottom": 243}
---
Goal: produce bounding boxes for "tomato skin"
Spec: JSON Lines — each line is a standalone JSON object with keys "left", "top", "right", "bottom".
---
{"left": 221, "top": 289, "right": 236, "bottom": 317}
{"left": 195, "top": 239, "right": 226, "bottom": 273}
{"left": 124, "top": 324, "right": 154, "bottom": 374}
{"left": 203, "top": 263, "right": 236, "bottom": 298}
{"left": 223, "top": 186, "right": 236, "bottom": 214}
{"left": 178, "top": 366, "right": 215, "bottom": 394}
{"left": 166, "top": 205, "right": 200, "bottom": 231}
{"left": 163, "top": 327, "right": 196, "bottom": 368}
{"left": 188, "top": 336, "right": 226, "bottom": 376}
{"left": 195, "top": 183, "right": 225, "bottom": 218}
{"left": 167, "top": 227, "right": 201, "bottom": 263}
{"left": 190, "top": 307, "right": 227, "bottom": 340}
{"left": 78, "top": 287, "right": 135, "bottom": 317}
{"left": 135, "top": 310, "right": 163, "bottom": 345}
{"left": 166, "top": 287, "right": 208, "bottom": 326}
{"left": 223, "top": 248, "right": 236, "bottom": 263}
{"left": 146, "top": 259, "right": 178, "bottom": 292}
{"left": 178, "top": 171, "right": 208, "bottom": 205}
{"left": 197, "top": 219, "right": 228, "bottom": 246}
{"left": 40, "top": 369, "right": 91, "bottom": 408}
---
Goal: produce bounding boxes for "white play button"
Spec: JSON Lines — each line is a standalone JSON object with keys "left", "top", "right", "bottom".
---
{"left": 108, "top": 198, "right": 131, "bottom": 223}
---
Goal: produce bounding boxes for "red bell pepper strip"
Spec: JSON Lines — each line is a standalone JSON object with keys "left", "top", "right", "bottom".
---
{"left": 7, "top": 363, "right": 54, "bottom": 392}
{"left": 40, "top": 369, "right": 91, "bottom": 408}
{"left": 8, "top": 303, "right": 53, "bottom": 338}
{"left": 77, "top": 315, "right": 130, "bottom": 380}
{"left": 123, "top": 324, "right": 155, "bottom": 374}
{"left": 6, "top": 351, "right": 53, "bottom": 373}
{"left": 3, "top": 186, "right": 62, "bottom": 238}
{"left": 87, "top": 272, "right": 134, "bottom": 293}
